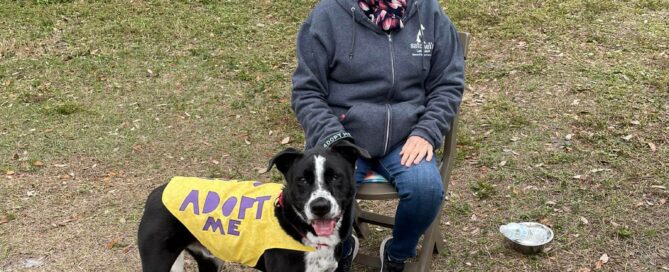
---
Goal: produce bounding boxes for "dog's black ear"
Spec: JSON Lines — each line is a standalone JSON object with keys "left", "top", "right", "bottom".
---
{"left": 267, "top": 148, "right": 304, "bottom": 175}
{"left": 330, "top": 140, "right": 371, "bottom": 165}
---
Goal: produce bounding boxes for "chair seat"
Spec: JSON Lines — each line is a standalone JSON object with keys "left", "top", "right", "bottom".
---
{"left": 359, "top": 171, "right": 398, "bottom": 200}
{"left": 357, "top": 182, "right": 397, "bottom": 200}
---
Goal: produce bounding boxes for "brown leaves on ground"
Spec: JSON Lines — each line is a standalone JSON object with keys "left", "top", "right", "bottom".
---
{"left": 0, "top": 214, "right": 10, "bottom": 225}
{"left": 594, "top": 253, "right": 609, "bottom": 269}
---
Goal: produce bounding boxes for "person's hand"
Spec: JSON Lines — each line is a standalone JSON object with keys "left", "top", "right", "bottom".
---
{"left": 400, "top": 136, "right": 433, "bottom": 167}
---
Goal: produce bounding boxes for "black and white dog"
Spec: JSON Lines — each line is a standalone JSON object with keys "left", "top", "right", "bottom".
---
{"left": 137, "top": 140, "right": 369, "bottom": 272}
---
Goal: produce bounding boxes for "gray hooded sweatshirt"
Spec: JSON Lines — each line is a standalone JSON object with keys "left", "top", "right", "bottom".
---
{"left": 291, "top": 0, "right": 464, "bottom": 157}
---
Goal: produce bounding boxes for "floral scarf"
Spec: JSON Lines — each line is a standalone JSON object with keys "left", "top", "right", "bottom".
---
{"left": 358, "top": 0, "right": 408, "bottom": 33}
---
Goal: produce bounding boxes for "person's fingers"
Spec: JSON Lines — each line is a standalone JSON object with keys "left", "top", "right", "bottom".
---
{"left": 400, "top": 140, "right": 416, "bottom": 165}
{"left": 412, "top": 149, "right": 426, "bottom": 165}
{"left": 404, "top": 149, "right": 419, "bottom": 167}
{"left": 426, "top": 148, "right": 433, "bottom": 162}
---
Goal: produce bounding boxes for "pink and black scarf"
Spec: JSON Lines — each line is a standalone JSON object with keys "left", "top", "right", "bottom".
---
{"left": 358, "top": 0, "right": 408, "bottom": 33}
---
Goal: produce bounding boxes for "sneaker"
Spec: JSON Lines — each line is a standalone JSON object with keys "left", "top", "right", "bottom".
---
{"left": 351, "top": 234, "right": 360, "bottom": 260}
{"left": 380, "top": 236, "right": 406, "bottom": 272}
{"left": 336, "top": 234, "right": 359, "bottom": 272}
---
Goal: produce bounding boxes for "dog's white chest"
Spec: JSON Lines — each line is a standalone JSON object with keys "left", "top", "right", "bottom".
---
{"left": 303, "top": 233, "right": 340, "bottom": 272}
{"left": 304, "top": 247, "right": 337, "bottom": 272}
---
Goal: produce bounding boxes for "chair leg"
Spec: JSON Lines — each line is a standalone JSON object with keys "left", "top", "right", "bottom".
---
{"left": 354, "top": 201, "right": 370, "bottom": 239}
{"left": 434, "top": 231, "right": 444, "bottom": 254}
{"left": 415, "top": 222, "right": 438, "bottom": 271}
{"left": 416, "top": 204, "right": 445, "bottom": 271}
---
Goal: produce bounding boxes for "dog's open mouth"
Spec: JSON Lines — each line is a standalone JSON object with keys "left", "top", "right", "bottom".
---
{"left": 311, "top": 218, "right": 338, "bottom": 236}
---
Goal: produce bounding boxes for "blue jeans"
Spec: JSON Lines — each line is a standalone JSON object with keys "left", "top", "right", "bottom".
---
{"left": 353, "top": 143, "right": 445, "bottom": 262}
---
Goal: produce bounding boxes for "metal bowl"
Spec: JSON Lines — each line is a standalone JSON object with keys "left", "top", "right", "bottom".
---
{"left": 500, "top": 222, "right": 554, "bottom": 254}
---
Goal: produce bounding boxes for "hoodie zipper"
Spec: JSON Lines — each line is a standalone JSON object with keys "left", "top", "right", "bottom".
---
{"left": 383, "top": 104, "right": 391, "bottom": 155}
{"left": 387, "top": 34, "right": 395, "bottom": 94}
{"left": 384, "top": 34, "right": 396, "bottom": 155}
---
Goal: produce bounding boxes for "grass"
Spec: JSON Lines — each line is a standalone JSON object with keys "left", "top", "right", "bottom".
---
{"left": 1, "top": 0, "right": 668, "bottom": 271}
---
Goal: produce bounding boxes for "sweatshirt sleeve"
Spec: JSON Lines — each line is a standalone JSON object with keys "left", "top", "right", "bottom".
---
{"left": 410, "top": 11, "right": 465, "bottom": 150}
{"left": 291, "top": 17, "right": 353, "bottom": 149}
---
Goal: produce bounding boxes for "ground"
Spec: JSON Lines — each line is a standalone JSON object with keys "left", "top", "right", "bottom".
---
{"left": 1, "top": 0, "right": 668, "bottom": 271}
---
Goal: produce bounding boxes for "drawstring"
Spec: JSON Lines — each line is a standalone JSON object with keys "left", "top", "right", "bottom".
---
{"left": 416, "top": 1, "right": 426, "bottom": 71}
{"left": 349, "top": 7, "right": 357, "bottom": 60}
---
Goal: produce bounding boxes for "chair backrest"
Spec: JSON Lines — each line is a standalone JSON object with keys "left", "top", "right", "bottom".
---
{"left": 439, "top": 32, "right": 470, "bottom": 192}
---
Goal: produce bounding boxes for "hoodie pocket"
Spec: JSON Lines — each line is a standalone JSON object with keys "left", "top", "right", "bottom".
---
{"left": 388, "top": 102, "right": 425, "bottom": 150}
{"left": 339, "top": 103, "right": 388, "bottom": 157}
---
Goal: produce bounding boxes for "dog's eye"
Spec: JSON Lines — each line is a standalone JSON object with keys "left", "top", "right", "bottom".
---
{"left": 297, "top": 177, "right": 308, "bottom": 185}
{"left": 329, "top": 174, "right": 340, "bottom": 181}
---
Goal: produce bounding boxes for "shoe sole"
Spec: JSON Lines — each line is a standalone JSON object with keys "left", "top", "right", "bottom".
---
{"left": 352, "top": 234, "right": 360, "bottom": 261}
{"left": 379, "top": 236, "right": 392, "bottom": 272}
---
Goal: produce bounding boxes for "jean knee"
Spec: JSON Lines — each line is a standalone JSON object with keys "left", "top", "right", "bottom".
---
{"left": 396, "top": 169, "right": 444, "bottom": 206}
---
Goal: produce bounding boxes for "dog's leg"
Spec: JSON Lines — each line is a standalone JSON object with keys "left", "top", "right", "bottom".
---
{"left": 138, "top": 184, "right": 193, "bottom": 272}
{"left": 186, "top": 243, "right": 224, "bottom": 272}
{"left": 169, "top": 251, "right": 185, "bottom": 272}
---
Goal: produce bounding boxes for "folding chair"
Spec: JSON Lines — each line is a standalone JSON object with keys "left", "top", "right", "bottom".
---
{"left": 353, "top": 32, "right": 470, "bottom": 271}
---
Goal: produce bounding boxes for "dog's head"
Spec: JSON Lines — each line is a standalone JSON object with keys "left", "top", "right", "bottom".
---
{"left": 267, "top": 140, "right": 370, "bottom": 237}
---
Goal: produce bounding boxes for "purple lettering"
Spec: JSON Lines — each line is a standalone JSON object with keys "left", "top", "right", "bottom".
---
{"left": 253, "top": 181, "right": 262, "bottom": 187}
{"left": 202, "top": 191, "right": 220, "bottom": 214}
{"left": 238, "top": 196, "right": 255, "bottom": 219}
{"left": 228, "top": 219, "right": 241, "bottom": 236}
{"left": 179, "top": 190, "right": 200, "bottom": 215}
{"left": 221, "top": 197, "right": 237, "bottom": 217}
{"left": 202, "top": 217, "right": 225, "bottom": 235}
{"left": 255, "top": 196, "right": 271, "bottom": 219}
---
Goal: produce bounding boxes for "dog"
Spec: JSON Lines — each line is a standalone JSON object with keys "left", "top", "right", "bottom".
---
{"left": 137, "top": 140, "right": 369, "bottom": 272}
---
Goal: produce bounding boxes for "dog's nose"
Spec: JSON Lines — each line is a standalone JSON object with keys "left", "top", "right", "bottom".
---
{"left": 310, "top": 197, "right": 331, "bottom": 217}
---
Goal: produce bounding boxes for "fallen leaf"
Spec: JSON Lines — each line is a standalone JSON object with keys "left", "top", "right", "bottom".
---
{"left": 539, "top": 217, "right": 551, "bottom": 226}
{"left": 244, "top": 139, "right": 251, "bottom": 145}
{"left": 59, "top": 174, "right": 71, "bottom": 180}
{"left": 651, "top": 185, "right": 667, "bottom": 190}
{"left": 580, "top": 216, "right": 589, "bottom": 225}
{"left": 595, "top": 253, "right": 609, "bottom": 269}
{"left": 577, "top": 268, "right": 591, "bottom": 272}
{"left": 565, "top": 134, "right": 573, "bottom": 140}
{"left": 660, "top": 199, "right": 666, "bottom": 205}
{"left": 573, "top": 175, "right": 583, "bottom": 180}
{"left": 5, "top": 170, "right": 14, "bottom": 175}
{"left": 630, "top": 120, "right": 640, "bottom": 125}
{"left": 511, "top": 136, "right": 519, "bottom": 142}
{"left": 106, "top": 239, "right": 119, "bottom": 249}
{"left": 546, "top": 201, "right": 557, "bottom": 206}
{"left": 599, "top": 253, "right": 609, "bottom": 263}
{"left": 23, "top": 258, "right": 44, "bottom": 268}
{"left": 27, "top": 190, "right": 36, "bottom": 197}
{"left": 648, "top": 142, "right": 656, "bottom": 152}
{"left": 499, "top": 160, "right": 507, "bottom": 166}
{"left": 622, "top": 135, "right": 633, "bottom": 141}
{"left": 0, "top": 215, "right": 8, "bottom": 225}
{"left": 123, "top": 245, "right": 135, "bottom": 253}
{"left": 635, "top": 202, "right": 644, "bottom": 208}
{"left": 280, "top": 137, "right": 291, "bottom": 145}
{"left": 33, "top": 160, "right": 44, "bottom": 166}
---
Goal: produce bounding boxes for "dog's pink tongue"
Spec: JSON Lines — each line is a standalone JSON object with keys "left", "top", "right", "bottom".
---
{"left": 312, "top": 219, "right": 336, "bottom": 236}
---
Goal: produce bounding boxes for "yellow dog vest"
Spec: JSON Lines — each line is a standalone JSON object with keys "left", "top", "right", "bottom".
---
{"left": 162, "top": 177, "right": 315, "bottom": 266}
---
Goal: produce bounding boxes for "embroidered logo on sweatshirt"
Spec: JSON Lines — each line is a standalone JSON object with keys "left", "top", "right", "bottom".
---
{"left": 411, "top": 24, "right": 433, "bottom": 57}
